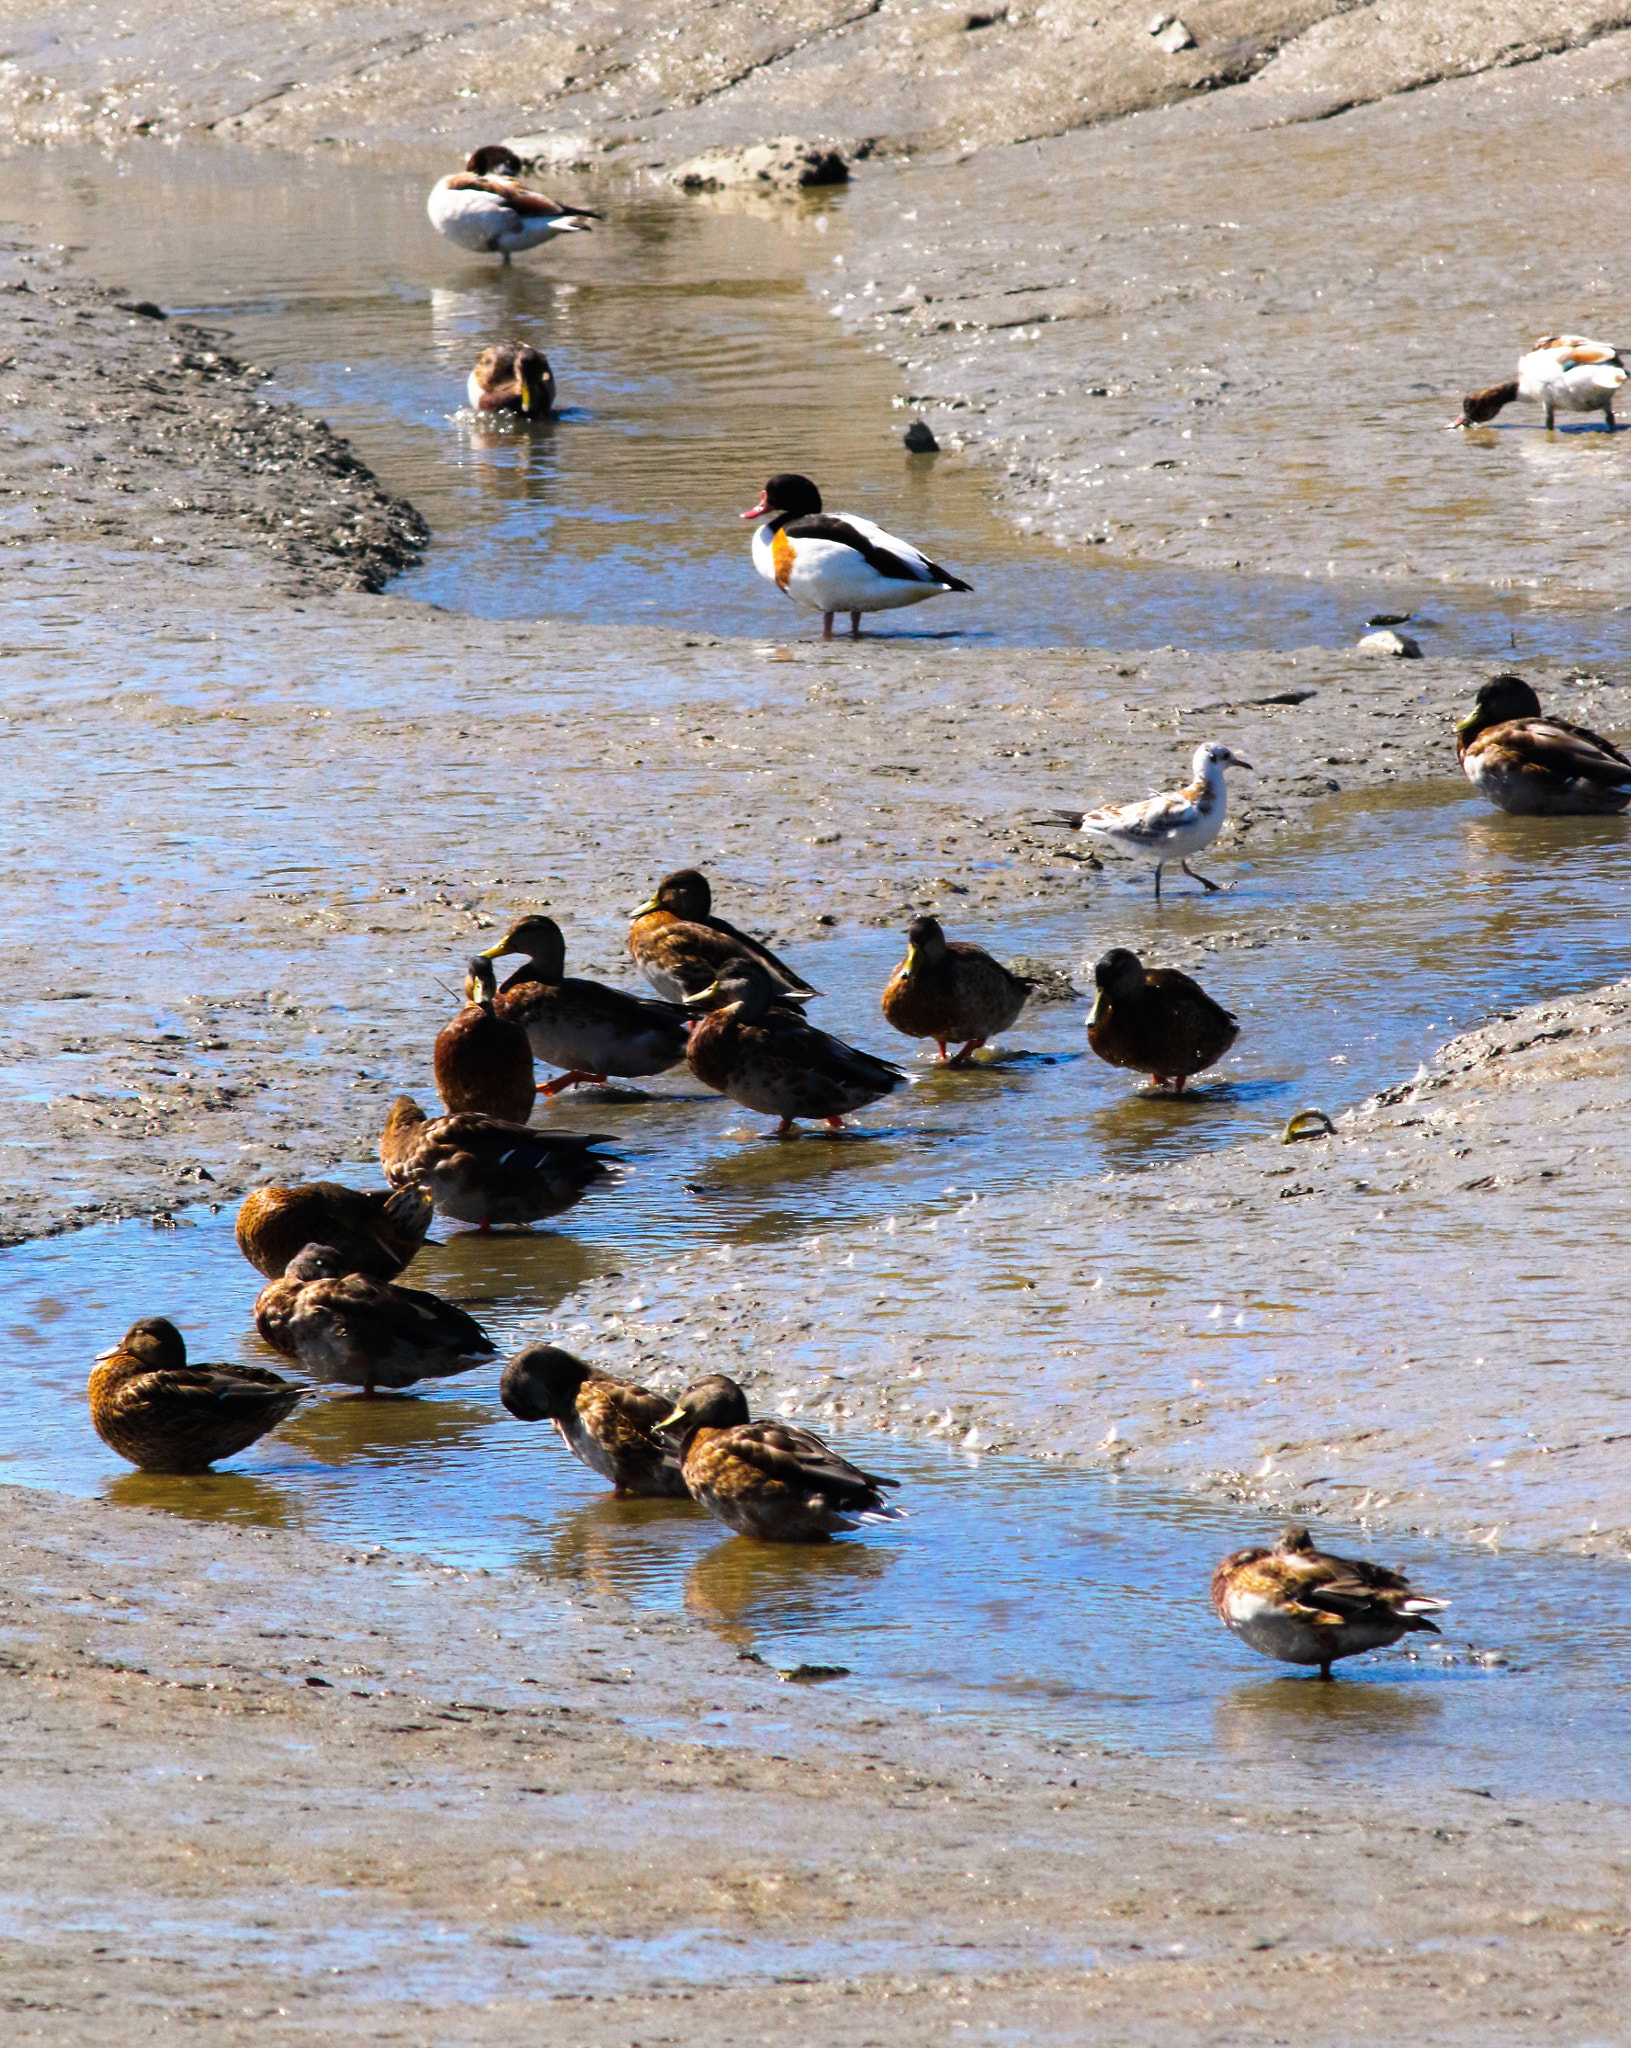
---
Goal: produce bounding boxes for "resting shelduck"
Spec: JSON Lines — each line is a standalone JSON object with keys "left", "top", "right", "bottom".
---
{"left": 1049, "top": 741, "right": 1252, "bottom": 900}
{"left": 427, "top": 145, "right": 599, "bottom": 266}
{"left": 1454, "top": 334, "right": 1627, "bottom": 430}
{"left": 467, "top": 341, "right": 555, "bottom": 417}
{"left": 743, "top": 473, "right": 972, "bottom": 640}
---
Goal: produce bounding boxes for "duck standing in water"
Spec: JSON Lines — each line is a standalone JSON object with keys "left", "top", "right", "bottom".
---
{"left": 468, "top": 342, "right": 555, "bottom": 417}
{"left": 1051, "top": 742, "right": 1251, "bottom": 900}
{"left": 500, "top": 1344, "right": 689, "bottom": 1498}
{"left": 744, "top": 473, "right": 971, "bottom": 640}
{"left": 427, "top": 145, "right": 599, "bottom": 265}
{"left": 478, "top": 914, "right": 690, "bottom": 1095}
{"left": 433, "top": 956, "right": 538, "bottom": 1122}
{"left": 234, "top": 1180, "right": 433, "bottom": 1282}
{"left": 880, "top": 914, "right": 1033, "bottom": 1066}
{"left": 1454, "top": 334, "right": 1627, "bottom": 430}
{"left": 1455, "top": 674, "right": 1631, "bottom": 815}
{"left": 379, "top": 1095, "right": 619, "bottom": 1230}
{"left": 89, "top": 1319, "right": 304, "bottom": 1473}
{"left": 1087, "top": 947, "right": 1238, "bottom": 1095}
{"left": 628, "top": 868, "right": 819, "bottom": 1005}
{"left": 1212, "top": 1523, "right": 1448, "bottom": 1680}
{"left": 254, "top": 1243, "right": 497, "bottom": 1396}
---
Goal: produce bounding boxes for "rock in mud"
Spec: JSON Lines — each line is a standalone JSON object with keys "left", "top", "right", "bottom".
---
{"left": 1357, "top": 628, "right": 1422, "bottom": 658}
{"left": 904, "top": 420, "right": 940, "bottom": 453}
{"left": 669, "top": 137, "right": 849, "bottom": 194}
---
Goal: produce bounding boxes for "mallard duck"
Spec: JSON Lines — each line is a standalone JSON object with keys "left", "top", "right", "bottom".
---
{"left": 1212, "top": 1522, "right": 1449, "bottom": 1679}
{"left": 379, "top": 1095, "right": 618, "bottom": 1230}
{"left": 1087, "top": 947, "right": 1238, "bottom": 1094}
{"left": 1454, "top": 334, "right": 1627, "bottom": 430}
{"left": 468, "top": 341, "right": 555, "bottom": 417}
{"left": 628, "top": 868, "right": 819, "bottom": 1004}
{"left": 880, "top": 914, "right": 1034, "bottom": 1065}
{"left": 685, "top": 957, "right": 906, "bottom": 1135}
{"left": 500, "top": 1344, "right": 689, "bottom": 1498}
{"left": 478, "top": 914, "right": 689, "bottom": 1095}
{"left": 1455, "top": 674, "right": 1631, "bottom": 816}
{"left": 655, "top": 1375, "right": 902, "bottom": 1542}
{"left": 427, "top": 145, "right": 599, "bottom": 265}
{"left": 1050, "top": 742, "right": 1251, "bottom": 899}
{"left": 433, "top": 956, "right": 537, "bottom": 1122}
{"left": 254, "top": 1243, "right": 497, "bottom": 1395}
{"left": 89, "top": 1318, "right": 304, "bottom": 1473}
{"left": 744, "top": 473, "right": 972, "bottom": 640}
{"left": 234, "top": 1181, "right": 433, "bottom": 1282}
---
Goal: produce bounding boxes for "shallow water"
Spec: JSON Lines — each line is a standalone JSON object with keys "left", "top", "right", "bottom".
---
{"left": 4, "top": 143, "right": 1628, "bottom": 659}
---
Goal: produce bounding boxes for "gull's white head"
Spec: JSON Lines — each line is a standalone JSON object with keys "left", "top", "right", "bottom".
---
{"left": 1192, "top": 742, "right": 1254, "bottom": 779}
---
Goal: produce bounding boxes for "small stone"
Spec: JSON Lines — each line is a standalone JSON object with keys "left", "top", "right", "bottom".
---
{"left": 670, "top": 138, "right": 849, "bottom": 194}
{"left": 1147, "top": 11, "right": 1171, "bottom": 30}
{"left": 1357, "top": 628, "right": 1422, "bottom": 658}
{"left": 777, "top": 1663, "right": 851, "bottom": 1683}
{"left": 1156, "top": 18, "right": 1196, "bottom": 52}
{"left": 904, "top": 419, "right": 939, "bottom": 453}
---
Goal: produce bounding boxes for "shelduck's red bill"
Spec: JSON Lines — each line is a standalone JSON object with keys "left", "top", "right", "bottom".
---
{"left": 741, "top": 488, "right": 771, "bottom": 520}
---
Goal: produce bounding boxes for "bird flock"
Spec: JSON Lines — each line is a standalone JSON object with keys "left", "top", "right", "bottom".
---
{"left": 82, "top": 145, "right": 1631, "bottom": 1682}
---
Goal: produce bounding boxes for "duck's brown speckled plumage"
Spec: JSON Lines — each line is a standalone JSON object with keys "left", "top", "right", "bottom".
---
{"left": 469, "top": 341, "right": 555, "bottom": 417}
{"left": 501, "top": 1344, "right": 688, "bottom": 1497}
{"left": 880, "top": 914, "right": 1033, "bottom": 1064}
{"left": 433, "top": 956, "right": 537, "bottom": 1121}
{"left": 685, "top": 957, "right": 904, "bottom": 1133}
{"left": 1455, "top": 674, "right": 1631, "bottom": 816}
{"left": 657, "top": 1375, "right": 902, "bottom": 1542}
{"left": 1087, "top": 947, "right": 1237, "bottom": 1094}
{"left": 254, "top": 1243, "right": 496, "bottom": 1393}
{"left": 628, "top": 869, "right": 819, "bottom": 1004}
{"left": 479, "top": 915, "right": 689, "bottom": 1094}
{"left": 88, "top": 1318, "right": 304, "bottom": 1473}
{"left": 234, "top": 1180, "right": 433, "bottom": 1282}
{"left": 1211, "top": 1522, "right": 1448, "bottom": 1679}
{"left": 379, "top": 1095, "right": 618, "bottom": 1229}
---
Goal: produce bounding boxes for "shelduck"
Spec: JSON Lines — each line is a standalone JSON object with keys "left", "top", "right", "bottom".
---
{"left": 744, "top": 473, "right": 971, "bottom": 640}
{"left": 1454, "top": 334, "right": 1627, "bottom": 430}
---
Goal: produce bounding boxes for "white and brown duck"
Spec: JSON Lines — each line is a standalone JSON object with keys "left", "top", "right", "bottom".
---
{"left": 427, "top": 145, "right": 598, "bottom": 265}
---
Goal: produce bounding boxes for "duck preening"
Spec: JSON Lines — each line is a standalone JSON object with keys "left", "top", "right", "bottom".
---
{"left": 1212, "top": 1522, "right": 1448, "bottom": 1679}
{"left": 1454, "top": 334, "right": 1627, "bottom": 430}
{"left": 89, "top": 1318, "right": 304, "bottom": 1473}
{"left": 434, "top": 955, "right": 538, "bottom": 1122}
{"left": 500, "top": 1344, "right": 689, "bottom": 1498}
{"left": 379, "top": 1095, "right": 620, "bottom": 1230}
{"left": 468, "top": 341, "right": 555, "bottom": 417}
{"left": 1455, "top": 674, "right": 1631, "bottom": 816}
{"left": 479, "top": 914, "right": 690, "bottom": 1095}
{"left": 234, "top": 1180, "right": 433, "bottom": 1282}
{"left": 744, "top": 473, "right": 972, "bottom": 640}
{"left": 880, "top": 914, "right": 1033, "bottom": 1065}
{"left": 655, "top": 1374, "right": 903, "bottom": 1541}
{"left": 428, "top": 145, "right": 599, "bottom": 264}
{"left": 1087, "top": 947, "right": 1238, "bottom": 1095}
{"left": 628, "top": 868, "right": 819, "bottom": 1005}
{"left": 1051, "top": 742, "right": 1251, "bottom": 900}
{"left": 254, "top": 1243, "right": 496, "bottom": 1396}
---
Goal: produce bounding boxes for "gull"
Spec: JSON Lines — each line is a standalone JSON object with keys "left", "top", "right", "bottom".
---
{"left": 1048, "top": 742, "right": 1252, "bottom": 900}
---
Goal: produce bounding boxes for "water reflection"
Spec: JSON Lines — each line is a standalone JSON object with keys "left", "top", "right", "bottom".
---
{"left": 684, "top": 1536, "right": 891, "bottom": 1646}
{"left": 104, "top": 1467, "right": 304, "bottom": 1530}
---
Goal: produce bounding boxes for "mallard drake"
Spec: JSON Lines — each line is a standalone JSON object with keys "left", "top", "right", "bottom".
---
{"left": 1455, "top": 674, "right": 1631, "bottom": 816}
{"left": 379, "top": 1095, "right": 618, "bottom": 1230}
{"left": 655, "top": 1374, "right": 902, "bottom": 1542}
{"left": 500, "top": 1344, "right": 689, "bottom": 1498}
{"left": 1454, "top": 334, "right": 1627, "bottom": 430}
{"left": 628, "top": 868, "right": 819, "bottom": 1004}
{"left": 880, "top": 913, "right": 1034, "bottom": 1065}
{"left": 234, "top": 1180, "right": 433, "bottom": 1282}
{"left": 468, "top": 341, "right": 555, "bottom": 417}
{"left": 1087, "top": 947, "right": 1238, "bottom": 1094}
{"left": 427, "top": 145, "right": 599, "bottom": 265}
{"left": 254, "top": 1243, "right": 496, "bottom": 1395}
{"left": 685, "top": 957, "right": 906, "bottom": 1135}
{"left": 1212, "top": 1522, "right": 1449, "bottom": 1680}
{"left": 1050, "top": 742, "right": 1251, "bottom": 900}
{"left": 433, "top": 956, "right": 537, "bottom": 1122}
{"left": 478, "top": 914, "right": 690, "bottom": 1095}
{"left": 89, "top": 1318, "right": 304, "bottom": 1473}
{"left": 744, "top": 473, "right": 972, "bottom": 640}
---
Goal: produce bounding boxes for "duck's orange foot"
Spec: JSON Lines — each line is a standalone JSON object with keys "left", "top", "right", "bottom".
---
{"left": 824, "top": 1116, "right": 846, "bottom": 1131}
{"left": 948, "top": 1038, "right": 985, "bottom": 1068}
{"left": 766, "top": 1118, "right": 799, "bottom": 1139}
{"left": 934, "top": 1041, "right": 951, "bottom": 1064}
{"left": 540, "top": 1070, "right": 609, "bottom": 1096}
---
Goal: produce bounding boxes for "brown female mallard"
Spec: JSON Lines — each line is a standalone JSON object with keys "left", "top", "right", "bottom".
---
{"left": 433, "top": 955, "right": 537, "bottom": 1122}
{"left": 500, "top": 1344, "right": 689, "bottom": 1497}
{"left": 254, "top": 1243, "right": 497, "bottom": 1395}
{"left": 655, "top": 1375, "right": 902, "bottom": 1542}
{"left": 1087, "top": 947, "right": 1238, "bottom": 1094}
{"left": 1212, "top": 1522, "right": 1449, "bottom": 1680}
{"left": 89, "top": 1318, "right": 304, "bottom": 1473}
{"left": 234, "top": 1181, "right": 433, "bottom": 1282}
{"left": 379, "top": 1095, "right": 618, "bottom": 1230}
{"left": 1455, "top": 674, "right": 1631, "bottom": 815}
{"left": 468, "top": 341, "right": 555, "bottom": 417}
{"left": 478, "top": 914, "right": 689, "bottom": 1095}
{"left": 880, "top": 914, "right": 1033, "bottom": 1065}
{"left": 628, "top": 868, "right": 819, "bottom": 1004}
{"left": 685, "top": 956, "right": 904, "bottom": 1135}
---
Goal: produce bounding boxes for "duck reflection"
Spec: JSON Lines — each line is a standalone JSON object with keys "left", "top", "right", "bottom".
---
{"left": 104, "top": 1467, "right": 303, "bottom": 1532}
{"left": 518, "top": 1491, "right": 709, "bottom": 1601}
{"left": 278, "top": 1392, "right": 496, "bottom": 1467}
{"left": 1213, "top": 1667, "right": 1444, "bottom": 1757}
{"left": 411, "top": 1226, "right": 609, "bottom": 1317}
{"left": 684, "top": 1532, "right": 889, "bottom": 1649}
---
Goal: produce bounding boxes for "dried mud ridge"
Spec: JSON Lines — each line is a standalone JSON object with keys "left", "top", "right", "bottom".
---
{"left": 0, "top": 250, "right": 426, "bottom": 595}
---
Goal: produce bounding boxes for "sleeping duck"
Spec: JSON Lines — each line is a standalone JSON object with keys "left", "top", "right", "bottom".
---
{"left": 744, "top": 473, "right": 971, "bottom": 640}
{"left": 89, "top": 1318, "right": 304, "bottom": 1473}
{"left": 234, "top": 1180, "right": 433, "bottom": 1282}
{"left": 478, "top": 915, "right": 690, "bottom": 1095}
{"left": 379, "top": 1095, "right": 618, "bottom": 1231}
{"left": 1212, "top": 1522, "right": 1448, "bottom": 1680}
{"left": 1454, "top": 334, "right": 1627, "bottom": 430}
{"left": 427, "top": 145, "right": 599, "bottom": 265}
{"left": 468, "top": 341, "right": 555, "bottom": 417}
{"left": 628, "top": 868, "right": 818, "bottom": 1005}
{"left": 254, "top": 1243, "right": 496, "bottom": 1396}
{"left": 500, "top": 1343, "right": 689, "bottom": 1498}
{"left": 1455, "top": 674, "right": 1631, "bottom": 815}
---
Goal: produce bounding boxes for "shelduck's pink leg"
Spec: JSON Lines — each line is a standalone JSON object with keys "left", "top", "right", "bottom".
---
{"left": 821, "top": 612, "right": 835, "bottom": 640}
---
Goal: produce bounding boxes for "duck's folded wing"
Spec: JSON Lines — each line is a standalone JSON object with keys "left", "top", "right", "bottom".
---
{"left": 118, "top": 1365, "right": 299, "bottom": 1421}
{"left": 1291, "top": 1556, "right": 1446, "bottom": 1623}
{"left": 581, "top": 1378, "right": 674, "bottom": 1447}
{"left": 704, "top": 916, "right": 820, "bottom": 996}
{"left": 1510, "top": 718, "right": 1631, "bottom": 784}
{"left": 781, "top": 1016, "right": 904, "bottom": 1092}
{"left": 482, "top": 175, "right": 601, "bottom": 220}
{"left": 733, "top": 1421, "right": 900, "bottom": 1498}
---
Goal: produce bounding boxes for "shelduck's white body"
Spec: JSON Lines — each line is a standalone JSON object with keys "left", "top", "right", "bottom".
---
{"left": 743, "top": 474, "right": 971, "bottom": 639}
